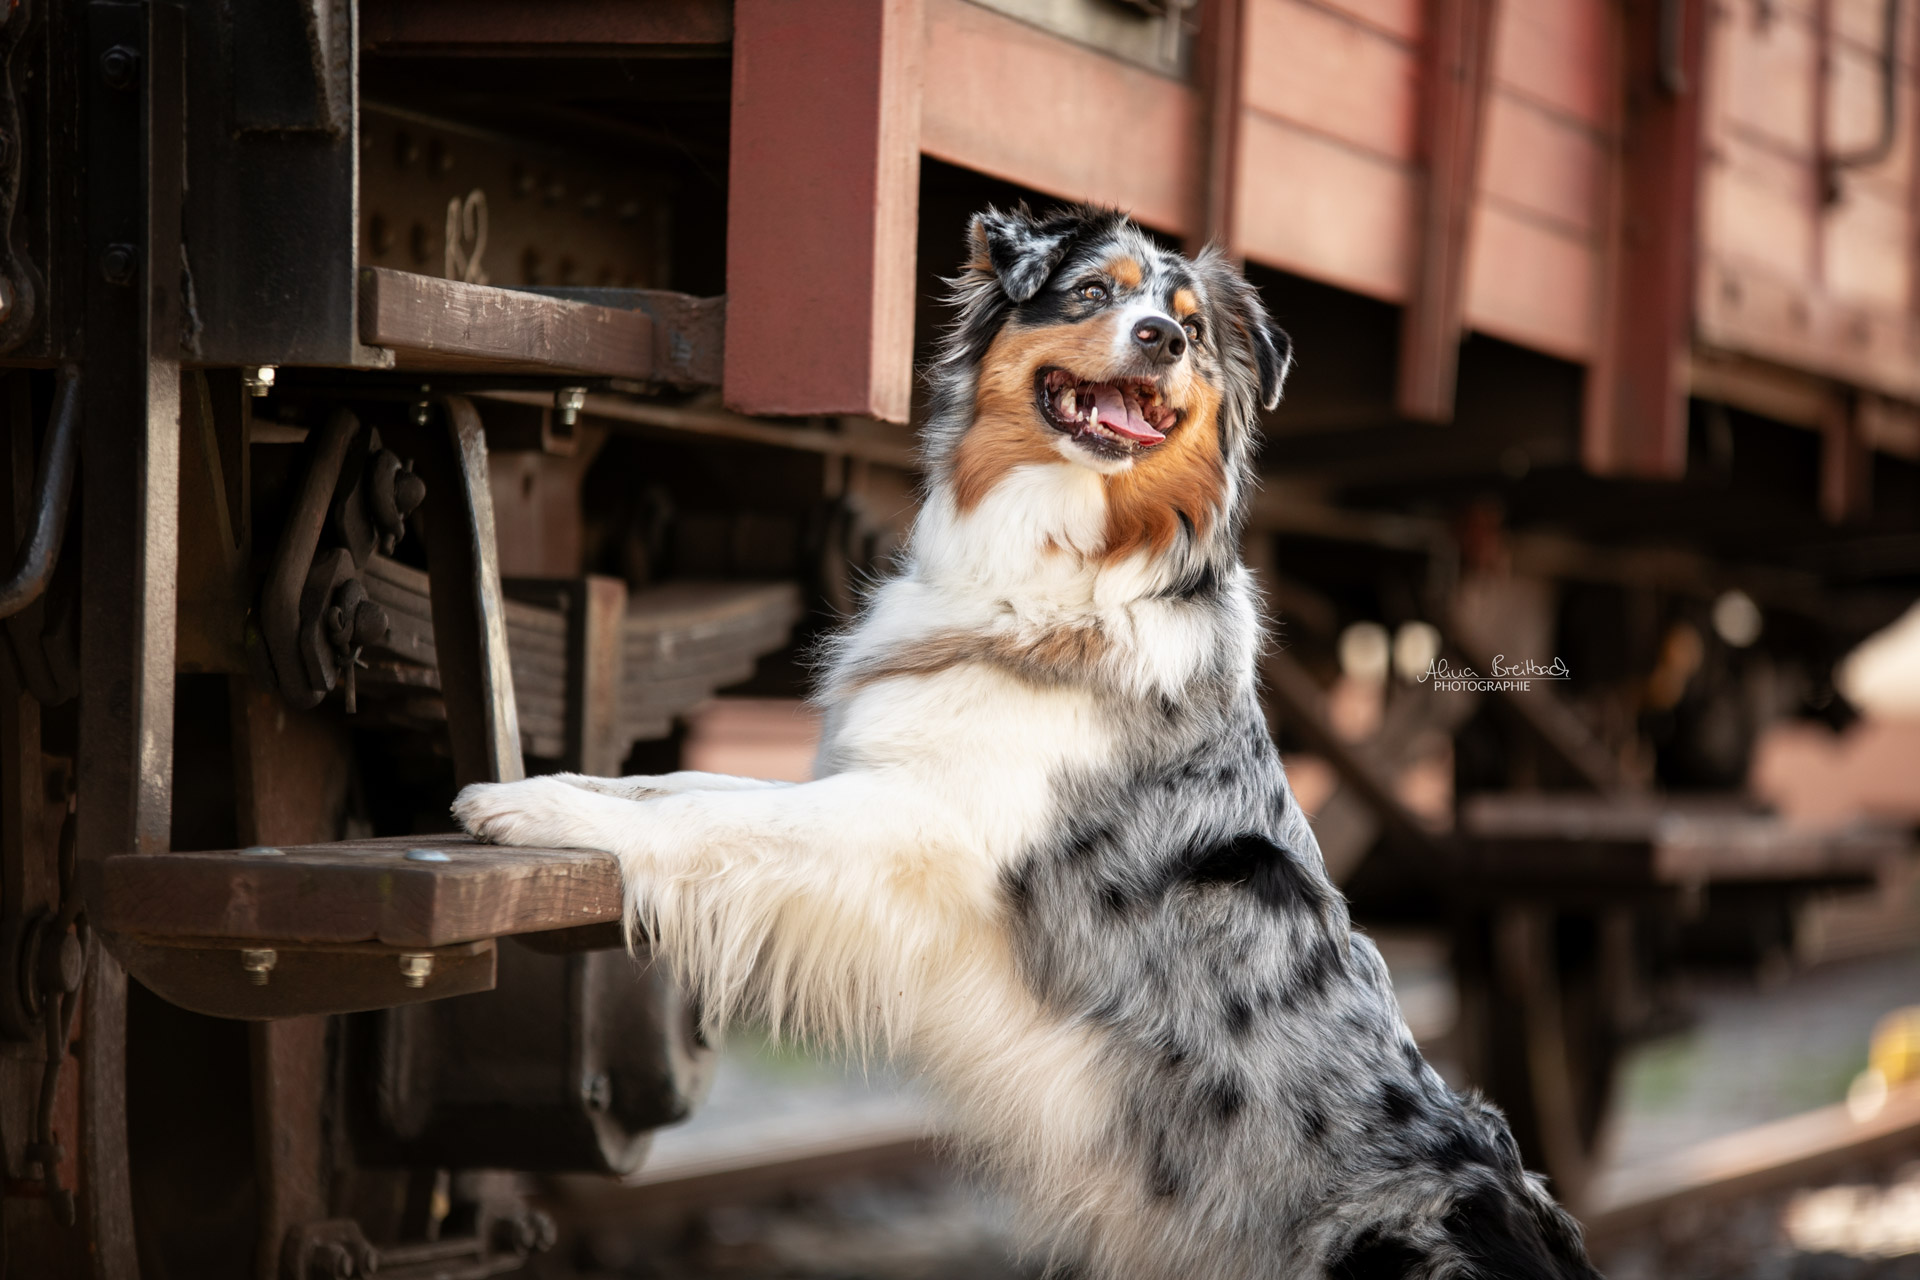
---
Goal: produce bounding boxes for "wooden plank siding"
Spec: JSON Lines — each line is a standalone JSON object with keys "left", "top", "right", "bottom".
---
{"left": 1695, "top": 0, "right": 1920, "bottom": 405}
{"left": 913, "top": 0, "right": 1920, "bottom": 443}
{"left": 1465, "top": 0, "right": 1612, "bottom": 360}
{"left": 919, "top": 0, "right": 1200, "bottom": 235}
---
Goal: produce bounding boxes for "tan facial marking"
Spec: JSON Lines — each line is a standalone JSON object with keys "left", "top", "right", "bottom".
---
{"left": 1107, "top": 256, "right": 1144, "bottom": 290}
{"left": 1172, "top": 288, "right": 1199, "bottom": 319}
{"left": 1099, "top": 376, "right": 1225, "bottom": 561}
{"left": 953, "top": 308, "right": 1230, "bottom": 554}
{"left": 951, "top": 316, "right": 1129, "bottom": 512}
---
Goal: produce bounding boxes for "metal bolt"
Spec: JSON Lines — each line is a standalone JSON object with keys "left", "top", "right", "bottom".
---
{"left": 581, "top": 1072, "right": 612, "bottom": 1112}
{"left": 240, "top": 948, "right": 278, "bottom": 986}
{"left": 99, "top": 244, "right": 135, "bottom": 286}
{"left": 555, "top": 386, "right": 587, "bottom": 428}
{"left": 242, "top": 365, "right": 276, "bottom": 397}
{"left": 404, "top": 848, "right": 450, "bottom": 863}
{"left": 98, "top": 44, "right": 139, "bottom": 90}
{"left": 397, "top": 954, "right": 433, "bottom": 988}
{"left": 409, "top": 400, "right": 430, "bottom": 427}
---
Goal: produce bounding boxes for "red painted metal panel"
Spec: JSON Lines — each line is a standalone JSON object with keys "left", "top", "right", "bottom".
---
{"left": 725, "top": 0, "right": 923, "bottom": 423}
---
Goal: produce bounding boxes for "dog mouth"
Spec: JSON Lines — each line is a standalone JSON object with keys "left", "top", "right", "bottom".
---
{"left": 1035, "top": 367, "right": 1180, "bottom": 457}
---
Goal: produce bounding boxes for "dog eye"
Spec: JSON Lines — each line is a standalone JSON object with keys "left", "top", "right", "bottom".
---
{"left": 1181, "top": 318, "right": 1203, "bottom": 342}
{"left": 1079, "top": 282, "right": 1108, "bottom": 303}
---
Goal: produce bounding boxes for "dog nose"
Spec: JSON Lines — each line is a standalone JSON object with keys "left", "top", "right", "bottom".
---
{"left": 1132, "top": 315, "right": 1187, "bottom": 363}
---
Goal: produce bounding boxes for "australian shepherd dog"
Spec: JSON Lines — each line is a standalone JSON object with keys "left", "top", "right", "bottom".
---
{"left": 455, "top": 204, "right": 1601, "bottom": 1279}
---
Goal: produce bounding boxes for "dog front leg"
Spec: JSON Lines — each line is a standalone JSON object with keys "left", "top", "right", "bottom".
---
{"left": 549, "top": 770, "right": 797, "bottom": 801}
{"left": 453, "top": 772, "right": 972, "bottom": 1045}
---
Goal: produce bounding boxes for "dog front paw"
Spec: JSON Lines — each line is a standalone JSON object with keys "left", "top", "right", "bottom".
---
{"left": 453, "top": 776, "right": 603, "bottom": 849}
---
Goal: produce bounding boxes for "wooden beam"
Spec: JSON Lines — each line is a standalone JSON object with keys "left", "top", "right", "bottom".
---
{"left": 1398, "top": 0, "right": 1501, "bottom": 422}
{"left": 1582, "top": 0, "right": 1707, "bottom": 479}
{"left": 1188, "top": 0, "right": 1249, "bottom": 260}
{"left": 358, "top": 268, "right": 656, "bottom": 379}
{"left": 359, "top": 0, "right": 731, "bottom": 51}
{"left": 1821, "top": 394, "right": 1874, "bottom": 524}
{"left": 724, "top": 0, "right": 922, "bottom": 424}
{"left": 1583, "top": 1085, "right": 1920, "bottom": 1242}
{"left": 920, "top": 0, "right": 1200, "bottom": 239}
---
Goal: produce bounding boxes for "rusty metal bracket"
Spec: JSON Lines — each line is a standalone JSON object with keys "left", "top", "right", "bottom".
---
{"left": 118, "top": 935, "right": 495, "bottom": 1021}
{"left": 281, "top": 1210, "right": 555, "bottom": 1280}
{"left": 259, "top": 407, "right": 424, "bottom": 710}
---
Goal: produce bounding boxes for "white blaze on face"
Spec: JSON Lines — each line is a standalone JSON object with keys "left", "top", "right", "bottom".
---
{"left": 1109, "top": 296, "right": 1180, "bottom": 366}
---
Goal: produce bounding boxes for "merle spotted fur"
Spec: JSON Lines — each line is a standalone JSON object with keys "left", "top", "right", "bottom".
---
{"left": 931, "top": 205, "right": 1602, "bottom": 1280}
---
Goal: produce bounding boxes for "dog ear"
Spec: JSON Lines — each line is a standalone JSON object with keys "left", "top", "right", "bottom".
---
{"left": 1225, "top": 273, "right": 1292, "bottom": 411}
{"left": 1200, "top": 251, "right": 1292, "bottom": 412}
{"left": 1252, "top": 320, "right": 1293, "bottom": 411}
{"left": 967, "top": 205, "right": 1082, "bottom": 304}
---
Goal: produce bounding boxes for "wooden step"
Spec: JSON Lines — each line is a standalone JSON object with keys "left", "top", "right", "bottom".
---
{"left": 93, "top": 835, "right": 624, "bottom": 1020}
{"left": 95, "top": 835, "right": 619, "bottom": 949}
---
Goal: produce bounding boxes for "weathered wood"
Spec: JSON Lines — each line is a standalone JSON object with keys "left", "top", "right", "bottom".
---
{"left": 1399, "top": 0, "right": 1501, "bottom": 421}
{"left": 123, "top": 937, "right": 497, "bottom": 1020}
{"left": 1244, "top": 0, "right": 1420, "bottom": 165}
{"left": 726, "top": 0, "right": 922, "bottom": 423}
{"left": 1458, "top": 794, "right": 1904, "bottom": 891}
{"left": 392, "top": 400, "right": 524, "bottom": 787}
{"left": 97, "top": 837, "right": 623, "bottom": 949}
{"left": 920, "top": 0, "right": 1200, "bottom": 238}
{"left": 1583, "top": 1084, "right": 1920, "bottom": 1241}
{"left": 360, "top": 0, "right": 731, "bottom": 49}
{"left": 508, "top": 289, "right": 726, "bottom": 390}
{"left": 1583, "top": 0, "right": 1705, "bottom": 478}
{"left": 480, "top": 390, "right": 919, "bottom": 469}
{"left": 358, "top": 268, "right": 654, "bottom": 378}
{"left": 1189, "top": 0, "right": 1249, "bottom": 259}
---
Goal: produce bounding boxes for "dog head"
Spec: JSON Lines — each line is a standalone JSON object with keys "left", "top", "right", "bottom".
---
{"left": 926, "top": 204, "right": 1291, "bottom": 564}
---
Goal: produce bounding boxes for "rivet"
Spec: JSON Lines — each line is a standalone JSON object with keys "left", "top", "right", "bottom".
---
{"left": 99, "top": 244, "right": 136, "bottom": 286}
{"left": 98, "top": 45, "right": 139, "bottom": 91}
{"left": 240, "top": 948, "right": 277, "bottom": 985}
{"left": 398, "top": 954, "right": 434, "bottom": 988}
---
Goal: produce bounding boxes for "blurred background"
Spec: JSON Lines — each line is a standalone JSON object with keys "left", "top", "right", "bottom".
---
{"left": 5, "top": 0, "right": 1920, "bottom": 1276}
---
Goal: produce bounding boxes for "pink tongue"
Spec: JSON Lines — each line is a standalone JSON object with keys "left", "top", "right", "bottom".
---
{"left": 1089, "top": 384, "right": 1165, "bottom": 445}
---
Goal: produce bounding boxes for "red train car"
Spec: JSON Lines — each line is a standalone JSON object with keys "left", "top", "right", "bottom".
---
{"left": 0, "top": 1, "right": 1913, "bottom": 1275}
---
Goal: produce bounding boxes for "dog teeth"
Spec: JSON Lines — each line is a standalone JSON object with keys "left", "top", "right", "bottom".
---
{"left": 1059, "top": 387, "right": 1076, "bottom": 417}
